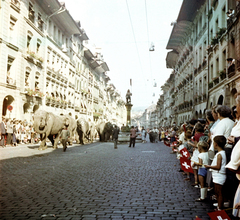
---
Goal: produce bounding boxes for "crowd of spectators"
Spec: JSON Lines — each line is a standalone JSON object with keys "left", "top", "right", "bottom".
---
{"left": 158, "top": 95, "right": 240, "bottom": 218}
{"left": 0, "top": 117, "right": 39, "bottom": 147}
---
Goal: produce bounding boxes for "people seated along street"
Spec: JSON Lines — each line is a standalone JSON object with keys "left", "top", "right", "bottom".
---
{"left": 188, "top": 122, "right": 205, "bottom": 188}
{"left": 141, "top": 126, "right": 146, "bottom": 143}
{"left": 129, "top": 126, "right": 137, "bottom": 148}
{"left": 205, "top": 135, "right": 227, "bottom": 211}
{"left": 195, "top": 141, "right": 209, "bottom": 202}
{"left": 112, "top": 125, "right": 119, "bottom": 149}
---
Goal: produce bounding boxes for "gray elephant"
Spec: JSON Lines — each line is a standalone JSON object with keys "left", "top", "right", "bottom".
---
{"left": 33, "top": 109, "right": 65, "bottom": 150}
{"left": 96, "top": 120, "right": 113, "bottom": 142}
{"left": 76, "top": 118, "right": 89, "bottom": 145}
{"left": 88, "top": 121, "right": 97, "bottom": 143}
{"left": 60, "top": 115, "right": 77, "bottom": 145}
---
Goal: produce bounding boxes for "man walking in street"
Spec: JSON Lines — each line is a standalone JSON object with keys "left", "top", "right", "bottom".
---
{"left": 61, "top": 125, "right": 70, "bottom": 152}
{"left": 112, "top": 125, "right": 119, "bottom": 149}
{"left": 129, "top": 126, "right": 137, "bottom": 148}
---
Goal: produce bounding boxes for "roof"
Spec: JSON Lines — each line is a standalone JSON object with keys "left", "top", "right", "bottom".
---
{"left": 166, "top": 0, "right": 205, "bottom": 51}
{"left": 36, "top": 0, "right": 83, "bottom": 35}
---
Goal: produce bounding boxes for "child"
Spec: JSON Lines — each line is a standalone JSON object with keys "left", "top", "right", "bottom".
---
{"left": 205, "top": 135, "right": 227, "bottom": 210}
{"left": 182, "top": 130, "right": 194, "bottom": 181}
{"left": 195, "top": 141, "right": 209, "bottom": 201}
{"left": 189, "top": 122, "right": 205, "bottom": 187}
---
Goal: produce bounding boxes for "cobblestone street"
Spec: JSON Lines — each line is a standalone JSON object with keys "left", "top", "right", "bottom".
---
{"left": 0, "top": 141, "right": 214, "bottom": 220}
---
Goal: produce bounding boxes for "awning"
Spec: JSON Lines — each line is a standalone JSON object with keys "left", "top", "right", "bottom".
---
{"left": 166, "top": 20, "right": 192, "bottom": 51}
{"left": 84, "top": 49, "right": 94, "bottom": 60}
{"left": 166, "top": 0, "right": 205, "bottom": 51}
{"left": 101, "top": 62, "right": 109, "bottom": 72}
{"left": 89, "top": 59, "right": 100, "bottom": 69}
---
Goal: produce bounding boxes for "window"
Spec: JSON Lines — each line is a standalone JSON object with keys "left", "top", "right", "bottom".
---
{"left": 38, "top": 13, "right": 43, "bottom": 31}
{"left": 28, "top": 2, "right": 35, "bottom": 23}
{"left": 7, "top": 56, "right": 14, "bottom": 72}
{"left": 37, "top": 42, "right": 40, "bottom": 53}
{"left": 7, "top": 56, "right": 15, "bottom": 84}
{"left": 9, "top": 15, "right": 17, "bottom": 30}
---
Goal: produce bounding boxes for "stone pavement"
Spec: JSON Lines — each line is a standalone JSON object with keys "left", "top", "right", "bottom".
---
{"left": 0, "top": 141, "right": 219, "bottom": 220}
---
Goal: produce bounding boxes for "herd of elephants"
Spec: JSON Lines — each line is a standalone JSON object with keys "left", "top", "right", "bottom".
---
{"left": 33, "top": 109, "right": 115, "bottom": 150}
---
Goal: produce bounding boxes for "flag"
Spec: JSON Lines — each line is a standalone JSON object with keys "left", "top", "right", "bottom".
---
{"left": 208, "top": 210, "right": 231, "bottom": 220}
{"left": 180, "top": 147, "right": 190, "bottom": 158}
{"left": 164, "top": 138, "right": 170, "bottom": 147}
{"left": 195, "top": 217, "right": 202, "bottom": 220}
{"left": 130, "top": 79, "right": 132, "bottom": 86}
{"left": 180, "top": 157, "right": 193, "bottom": 173}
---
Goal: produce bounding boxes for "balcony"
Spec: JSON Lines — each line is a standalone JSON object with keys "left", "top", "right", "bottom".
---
{"left": 228, "top": 64, "right": 236, "bottom": 78}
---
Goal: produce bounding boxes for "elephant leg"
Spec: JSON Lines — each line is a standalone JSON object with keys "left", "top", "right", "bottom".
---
{"left": 53, "top": 133, "right": 60, "bottom": 149}
{"left": 79, "top": 132, "right": 84, "bottom": 145}
{"left": 38, "top": 134, "right": 47, "bottom": 150}
{"left": 68, "top": 131, "right": 73, "bottom": 145}
{"left": 48, "top": 135, "right": 54, "bottom": 147}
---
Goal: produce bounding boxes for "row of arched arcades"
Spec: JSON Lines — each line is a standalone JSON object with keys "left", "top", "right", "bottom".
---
{"left": 2, "top": 95, "right": 78, "bottom": 122}
{"left": 178, "top": 90, "right": 237, "bottom": 125}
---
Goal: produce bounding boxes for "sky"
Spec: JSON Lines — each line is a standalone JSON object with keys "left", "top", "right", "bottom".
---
{"left": 64, "top": 0, "right": 183, "bottom": 109}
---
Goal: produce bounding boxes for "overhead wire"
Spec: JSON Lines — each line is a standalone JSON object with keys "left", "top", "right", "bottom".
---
{"left": 144, "top": 0, "right": 155, "bottom": 103}
{"left": 125, "top": 0, "right": 145, "bottom": 92}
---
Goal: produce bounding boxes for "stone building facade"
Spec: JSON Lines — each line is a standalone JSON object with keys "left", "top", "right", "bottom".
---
{"left": 158, "top": 0, "right": 240, "bottom": 126}
{"left": 0, "top": 0, "right": 126, "bottom": 125}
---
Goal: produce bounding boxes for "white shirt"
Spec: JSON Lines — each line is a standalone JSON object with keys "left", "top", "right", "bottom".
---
{"left": 226, "top": 140, "right": 240, "bottom": 180}
{"left": 210, "top": 150, "right": 227, "bottom": 175}
{"left": 198, "top": 152, "right": 209, "bottom": 167}
{"left": 210, "top": 118, "right": 234, "bottom": 151}
{"left": 230, "top": 119, "right": 240, "bottom": 137}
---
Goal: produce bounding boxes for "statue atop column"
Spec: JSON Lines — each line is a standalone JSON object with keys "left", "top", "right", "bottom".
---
{"left": 126, "top": 89, "right": 132, "bottom": 104}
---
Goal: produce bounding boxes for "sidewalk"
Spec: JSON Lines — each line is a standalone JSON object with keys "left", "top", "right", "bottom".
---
{"left": 0, "top": 143, "right": 76, "bottom": 160}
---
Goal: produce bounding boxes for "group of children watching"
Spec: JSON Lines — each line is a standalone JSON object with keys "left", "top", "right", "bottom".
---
{"left": 164, "top": 103, "right": 240, "bottom": 218}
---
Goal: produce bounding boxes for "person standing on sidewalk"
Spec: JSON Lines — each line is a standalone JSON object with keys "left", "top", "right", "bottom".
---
{"left": 0, "top": 117, "right": 6, "bottom": 147}
{"left": 112, "top": 125, "right": 119, "bottom": 149}
{"left": 129, "top": 126, "right": 137, "bottom": 148}
{"left": 6, "top": 119, "right": 13, "bottom": 146}
{"left": 61, "top": 125, "right": 70, "bottom": 152}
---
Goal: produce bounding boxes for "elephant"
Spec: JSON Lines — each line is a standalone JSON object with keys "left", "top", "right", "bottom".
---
{"left": 88, "top": 121, "right": 97, "bottom": 143}
{"left": 60, "top": 115, "right": 77, "bottom": 145}
{"left": 33, "top": 109, "right": 65, "bottom": 150}
{"left": 76, "top": 118, "right": 90, "bottom": 145}
{"left": 96, "top": 120, "right": 113, "bottom": 142}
